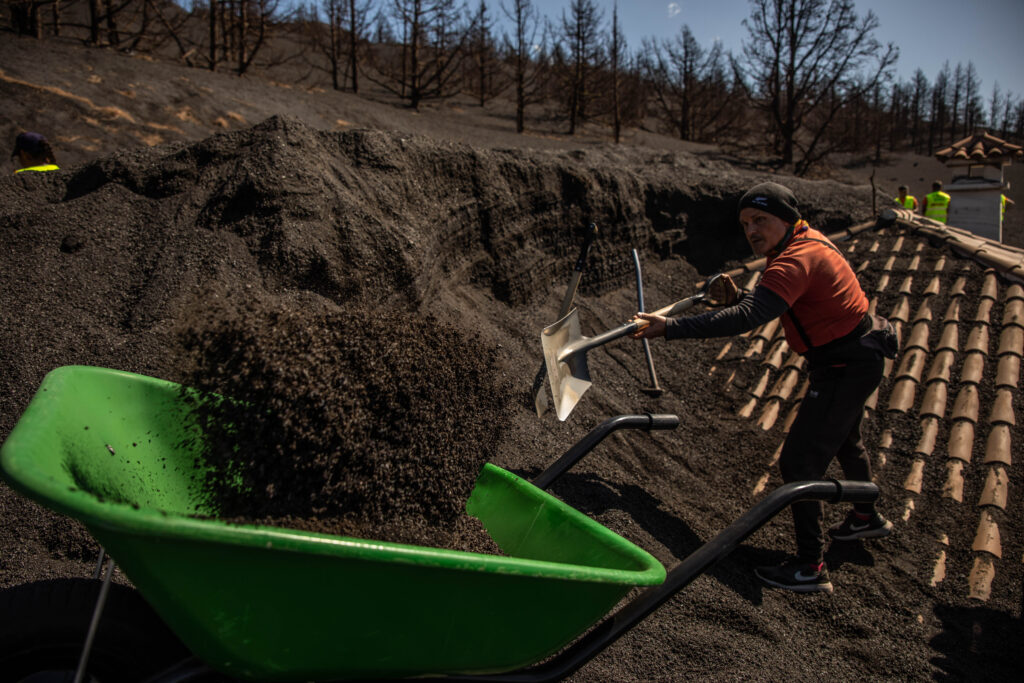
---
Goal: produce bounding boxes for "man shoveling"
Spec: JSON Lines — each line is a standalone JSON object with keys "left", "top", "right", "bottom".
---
{"left": 632, "top": 182, "right": 896, "bottom": 594}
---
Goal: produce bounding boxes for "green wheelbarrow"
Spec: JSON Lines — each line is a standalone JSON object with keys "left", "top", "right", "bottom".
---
{"left": 0, "top": 366, "right": 879, "bottom": 682}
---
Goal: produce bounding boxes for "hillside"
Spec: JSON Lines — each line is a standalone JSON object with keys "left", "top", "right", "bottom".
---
{"left": 2, "top": 33, "right": 1023, "bottom": 683}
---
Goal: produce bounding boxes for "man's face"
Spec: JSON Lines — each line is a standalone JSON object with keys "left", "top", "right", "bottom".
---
{"left": 740, "top": 207, "right": 789, "bottom": 256}
{"left": 898, "top": 189, "right": 907, "bottom": 198}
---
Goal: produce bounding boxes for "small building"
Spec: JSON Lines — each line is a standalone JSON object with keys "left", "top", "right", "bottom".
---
{"left": 936, "top": 132, "right": 1022, "bottom": 242}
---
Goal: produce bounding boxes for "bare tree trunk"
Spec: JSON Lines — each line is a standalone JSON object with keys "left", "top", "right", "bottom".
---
{"left": 210, "top": 0, "right": 218, "bottom": 70}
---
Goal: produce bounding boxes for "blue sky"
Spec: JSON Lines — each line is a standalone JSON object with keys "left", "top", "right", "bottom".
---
{"left": 525, "top": 0, "right": 1024, "bottom": 106}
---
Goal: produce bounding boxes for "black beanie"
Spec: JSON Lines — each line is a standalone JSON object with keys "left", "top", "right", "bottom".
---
{"left": 738, "top": 182, "right": 801, "bottom": 225}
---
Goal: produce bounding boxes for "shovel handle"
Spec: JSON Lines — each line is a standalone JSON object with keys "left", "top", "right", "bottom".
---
{"left": 633, "top": 273, "right": 723, "bottom": 328}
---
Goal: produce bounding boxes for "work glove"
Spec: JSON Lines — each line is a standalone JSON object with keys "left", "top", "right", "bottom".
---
{"left": 705, "top": 273, "right": 739, "bottom": 307}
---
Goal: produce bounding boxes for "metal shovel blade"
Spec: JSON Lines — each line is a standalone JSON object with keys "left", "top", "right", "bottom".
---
{"left": 542, "top": 309, "right": 593, "bottom": 421}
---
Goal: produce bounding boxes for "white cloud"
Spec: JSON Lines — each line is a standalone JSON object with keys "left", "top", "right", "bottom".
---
{"left": 667, "top": 2, "right": 681, "bottom": 18}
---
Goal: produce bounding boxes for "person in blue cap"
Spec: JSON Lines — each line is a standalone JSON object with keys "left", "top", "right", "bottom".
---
{"left": 11, "top": 132, "right": 59, "bottom": 173}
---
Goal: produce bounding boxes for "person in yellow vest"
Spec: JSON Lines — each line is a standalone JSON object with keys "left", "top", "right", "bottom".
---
{"left": 1002, "top": 194, "right": 1014, "bottom": 222}
{"left": 11, "top": 132, "right": 59, "bottom": 174}
{"left": 893, "top": 185, "right": 918, "bottom": 211}
{"left": 922, "top": 180, "right": 950, "bottom": 223}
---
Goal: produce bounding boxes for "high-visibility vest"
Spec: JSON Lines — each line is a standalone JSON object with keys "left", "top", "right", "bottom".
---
{"left": 1002, "top": 194, "right": 1009, "bottom": 221}
{"left": 894, "top": 195, "right": 918, "bottom": 210}
{"left": 14, "top": 164, "right": 60, "bottom": 174}
{"left": 925, "top": 191, "right": 950, "bottom": 223}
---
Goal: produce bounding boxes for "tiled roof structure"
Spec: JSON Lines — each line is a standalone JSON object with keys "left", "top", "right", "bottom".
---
{"left": 935, "top": 132, "right": 1024, "bottom": 162}
{"left": 711, "top": 208, "right": 1024, "bottom": 604}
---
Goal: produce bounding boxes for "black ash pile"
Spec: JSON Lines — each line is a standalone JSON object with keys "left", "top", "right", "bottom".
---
{"left": 177, "top": 294, "right": 514, "bottom": 552}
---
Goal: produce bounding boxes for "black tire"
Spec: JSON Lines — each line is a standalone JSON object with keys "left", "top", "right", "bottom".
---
{"left": 0, "top": 578, "right": 193, "bottom": 683}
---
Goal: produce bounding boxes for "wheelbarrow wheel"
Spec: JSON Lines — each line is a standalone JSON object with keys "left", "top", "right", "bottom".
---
{"left": 0, "top": 577, "right": 192, "bottom": 683}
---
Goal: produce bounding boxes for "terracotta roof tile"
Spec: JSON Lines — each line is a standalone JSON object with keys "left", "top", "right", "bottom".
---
{"left": 930, "top": 549, "right": 947, "bottom": 586}
{"left": 906, "top": 321, "right": 931, "bottom": 351}
{"left": 950, "top": 276, "right": 968, "bottom": 297}
{"left": 934, "top": 256, "right": 947, "bottom": 272}
{"left": 896, "top": 348, "right": 927, "bottom": 382}
{"left": 876, "top": 273, "right": 891, "bottom": 292}
{"left": 883, "top": 254, "right": 897, "bottom": 271}
{"left": 1006, "top": 283, "right": 1024, "bottom": 301}
{"left": 965, "top": 325, "right": 990, "bottom": 355}
{"left": 995, "top": 354, "right": 1020, "bottom": 388}
{"left": 762, "top": 340, "right": 788, "bottom": 369}
{"left": 909, "top": 255, "right": 922, "bottom": 271}
{"left": 926, "top": 349, "right": 955, "bottom": 383}
{"left": 943, "top": 299, "right": 961, "bottom": 324}
{"left": 983, "top": 424, "right": 1012, "bottom": 465}
{"left": 899, "top": 275, "right": 915, "bottom": 295}
{"left": 968, "top": 555, "right": 995, "bottom": 601}
{"left": 904, "top": 458, "right": 925, "bottom": 493}
{"left": 936, "top": 131, "right": 1024, "bottom": 162}
{"left": 714, "top": 340, "right": 733, "bottom": 360}
{"left": 919, "top": 382, "right": 948, "bottom": 419}
{"left": 981, "top": 272, "right": 999, "bottom": 300}
{"left": 947, "top": 421, "right": 975, "bottom": 462}
{"left": 1003, "top": 300, "right": 1024, "bottom": 328}
{"left": 757, "top": 401, "right": 780, "bottom": 431}
{"left": 924, "top": 276, "right": 942, "bottom": 296}
{"left": 865, "top": 386, "right": 879, "bottom": 411}
{"left": 914, "top": 417, "right": 940, "bottom": 456}
{"left": 936, "top": 324, "right": 959, "bottom": 353}
{"left": 952, "top": 384, "right": 981, "bottom": 422}
{"left": 892, "top": 236, "right": 905, "bottom": 252}
{"left": 942, "top": 460, "right": 965, "bottom": 501}
{"left": 988, "top": 389, "right": 1016, "bottom": 425}
{"left": 868, "top": 240, "right": 880, "bottom": 253}
{"left": 890, "top": 296, "right": 910, "bottom": 323}
{"left": 998, "top": 326, "right": 1024, "bottom": 357}
{"left": 960, "top": 352, "right": 986, "bottom": 385}
{"left": 972, "top": 511, "right": 1002, "bottom": 558}
{"left": 766, "top": 367, "right": 800, "bottom": 400}
{"left": 738, "top": 396, "right": 758, "bottom": 418}
{"left": 913, "top": 299, "right": 934, "bottom": 323}
{"left": 888, "top": 378, "right": 917, "bottom": 412}
{"left": 973, "top": 298, "right": 994, "bottom": 324}
{"left": 978, "top": 465, "right": 1008, "bottom": 509}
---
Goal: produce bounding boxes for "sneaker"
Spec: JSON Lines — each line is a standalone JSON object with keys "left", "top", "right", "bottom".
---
{"left": 828, "top": 510, "right": 893, "bottom": 541}
{"left": 754, "top": 558, "right": 833, "bottom": 594}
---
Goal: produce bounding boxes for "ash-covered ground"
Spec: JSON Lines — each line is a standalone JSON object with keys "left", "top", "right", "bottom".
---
{"left": 2, "top": 115, "right": 1021, "bottom": 682}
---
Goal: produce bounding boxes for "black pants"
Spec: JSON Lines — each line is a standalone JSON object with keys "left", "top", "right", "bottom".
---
{"left": 779, "top": 341, "right": 884, "bottom": 563}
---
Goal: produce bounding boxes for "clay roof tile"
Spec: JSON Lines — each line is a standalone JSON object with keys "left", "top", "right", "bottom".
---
{"left": 983, "top": 424, "right": 1012, "bottom": 465}
{"left": 972, "top": 512, "right": 1002, "bottom": 558}
{"left": 903, "top": 458, "right": 925, "bottom": 493}
{"left": 947, "top": 421, "right": 975, "bottom": 462}
{"left": 998, "top": 326, "right": 1024, "bottom": 357}
{"left": 943, "top": 298, "right": 962, "bottom": 324}
{"left": 914, "top": 416, "right": 940, "bottom": 456}
{"left": 1006, "top": 283, "right": 1024, "bottom": 301}
{"left": 968, "top": 555, "right": 995, "bottom": 601}
{"left": 952, "top": 384, "right": 980, "bottom": 422}
{"left": 972, "top": 298, "right": 994, "bottom": 325}
{"left": 988, "top": 388, "right": 1016, "bottom": 425}
{"left": 926, "top": 349, "right": 956, "bottom": 383}
{"left": 965, "top": 325, "right": 990, "bottom": 355}
{"left": 978, "top": 466, "right": 1008, "bottom": 509}
{"left": 887, "top": 378, "right": 917, "bottom": 413}
{"left": 919, "top": 381, "right": 948, "bottom": 419}
{"left": 995, "top": 354, "right": 1021, "bottom": 389}
{"left": 889, "top": 296, "right": 911, "bottom": 323}
{"left": 896, "top": 347, "right": 928, "bottom": 381}
{"left": 936, "top": 324, "right": 959, "bottom": 353}
{"left": 960, "top": 352, "right": 986, "bottom": 385}
{"left": 1002, "top": 300, "right": 1024, "bottom": 328}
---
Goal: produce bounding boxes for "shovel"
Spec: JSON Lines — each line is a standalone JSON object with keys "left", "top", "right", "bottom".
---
{"left": 532, "top": 222, "right": 599, "bottom": 417}
{"left": 542, "top": 275, "right": 720, "bottom": 421}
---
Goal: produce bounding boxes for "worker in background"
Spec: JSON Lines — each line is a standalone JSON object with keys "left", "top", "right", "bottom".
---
{"left": 631, "top": 182, "right": 896, "bottom": 594}
{"left": 893, "top": 185, "right": 918, "bottom": 211}
{"left": 11, "top": 132, "right": 59, "bottom": 173}
{"left": 922, "top": 180, "right": 950, "bottom": 223}
{"left": 1002, "top": 193, "right": 1014, "bottom": 222}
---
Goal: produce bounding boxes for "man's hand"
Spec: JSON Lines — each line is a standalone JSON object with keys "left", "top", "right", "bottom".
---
{"left": 631, "top": 312, "right": 667, "bottom": 339}
{"left": 706, "top": 273, "right": 739, "bottom": 307}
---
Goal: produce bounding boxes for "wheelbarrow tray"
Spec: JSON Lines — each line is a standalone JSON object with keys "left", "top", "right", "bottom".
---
{"left": 1, "top": 366, "right": 665, "bottom": 681}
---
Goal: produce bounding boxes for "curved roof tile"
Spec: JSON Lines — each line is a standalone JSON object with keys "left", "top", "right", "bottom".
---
{"left": 983, "top": 424, "right": 1012, "bottom": 465}
{"left": 947, "top": 421, "right": 975, "bottom": 463}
